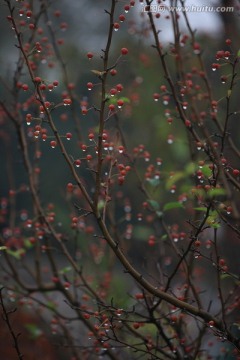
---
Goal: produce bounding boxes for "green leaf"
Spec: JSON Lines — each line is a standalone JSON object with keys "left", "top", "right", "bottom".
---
{"left": 166, "top": 172, "right": 183, "bottom": 189}
{"left": 7, "top": 249, "right": 25, "bottom": 259}
{"left": 161, "top": 234, "right": 168, "bottom": 241}
{"left": 147, "top": 199, "right": 160, "bottom": 211}
{"left": 201, "top": 165, "right": 212, "bottom": 178}
{"left": 97, "top": 199, "right": 105, "bottom": 211}
{"left": 108, "top": 96, "right": 130, "bottom": 104}
{"left": 208, "top": 188, "right": 226, "bottom": 198}
{"left": 206, "top": 213, "right": 220, "bottom": 228}
{"left": 220, "top": 273, "right": 231, "bottom": 280}
{"left": 59, "top": 266, "right": 72, "bottom": 274}
{"left": 166, "top": 162, "right": 197, "bottom": 190}
{"left": 163, "top": 202, "right": 184, "bottom": 211}
{"left": 0, "top": 246, "right": 7, "bottom": 251}
{"left": 46, "top": 301, "right": 57, "bottom": 311}
{"left": 133, "top": 225, "right": 153, "bottom": 241}
{"left": 24, "top": 239, "right": 33, "bottom": 249}
{"left": 146, "top": 178, "right": 160, "bottom": 187}
{"left": 238, "top": 49, "right": 240, "bottom": 58}
{"left": 194, "top": 207, "right": 207, "bottom": 212}
{"left": 119, "top": 96, "right": 130, "bottom": 103}
{"left": 185, "top": 162, "right": 196, "bottom": 174}
{"left": 156, "top": 211, "right": 163, "bottom": 219}
{"left": 25, "top": 323, "right": 42, "bottom": 339}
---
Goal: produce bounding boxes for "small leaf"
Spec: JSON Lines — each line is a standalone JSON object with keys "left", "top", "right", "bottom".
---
{"left": 201, "top": 165, "right": 212, "bottom": 178}
{"left": 118, "top": 97, "right": 130, "bottom": 103}
{"left": 185, "top": 162, "right": 196, "bottom": 174}
{"left": 166, "top": 172, "right": 183, "bottom": 189}
{"left": 59, "top": 266, "right": 72, "bottom": 274}
{"left": 147, "top": 199, "right": 160, "bottom": 211}
{"left": 227, "top": 89, "right": 232, "bottom": 98}
{"left": 156, "top": 211, "right": 163, "bottom": 219}
{"left": 97, "top": 199, "right": 105, "bottom": 211}
{"left": 0, "top": 246, "right": 7, "bottom": 251}
{"left": 24, "top": 239, "right": 33, "bottom": 249}
{"left": 146, "top": 178, "right": 160, "bottom": 187}
{"left": 25, "top": 323, "right": 42, "bottom": 339}
{"left": 163, "top": 202, "right": 184, "bottom": 211}
{"left": 108, "top": 97, "right": 130, "bottom": 105}
{"left": 46, "top": 301, "right": 57, "bottom": 311}
{"left": 7, "top": 249, "right": 25, "bottom": 259}
{"left": 133, "top": 225, "right": 153, "bottom": 241}
{"left": 208, "top": 188, "right": 226, "bottom": 197}
{"left": 91, "top": 70, "right": 106, "bottom": 76}
{"left": 194, "top": 207, "right": 207, "bottom": 212}
{"left": 220, "top": 273, "right": 231, "bottom": 280}
{"left": 161, "top": 234, "right": 168, "bottom": 241}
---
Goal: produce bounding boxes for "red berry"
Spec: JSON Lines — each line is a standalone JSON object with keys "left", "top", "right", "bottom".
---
{"left": 194, "top": 240, "right": 201, "bottom": 247}
{"left": 50, "top": 140, "right": 57, "bottom": 148}
{"left": 193, "top": 42, "right": 201, "bottom": 54}
{"left": 67, "top": 183, "right": 73, "bottom": 192}
{"left": 87, "top": 52, "right": 93, "bottom": 59}
{"left": 22, "top": 84, "right": 29, "bottom": 91}
{"left": 135, "top": 293, "right": 144, "bottom": 300}
{"left": 133, "top": 322, "right": 140, "bottom": 329}
{"left": 116, "top": 83, "right": 123, "bottom": 92}
{"left": 34, "top": 77, "right": 42, "bottom": 83}
{"left": 219, "top": 258, "right": 225, "bottom": 266}
{"left": 74, "top": 159, "right": 81, "bottom": 167}
{"left": 88, "top": 132, "right": 94, "bottom": 141}
{"left": 83, "top": 313, "right": 91, "bottom": 320}
{"left": 121, "top": 47, "right": 128, "bottom": 55}
{"left": 148, "top": 235, "right": 156, "bottom": 246}
{"left": 86, "top": 154, "right": 92, "bottom": 161}
{"left": 54, "top": 10, "right": 61, "bottom": 17}
{"left": 63, "top": 98, "right": 72, "bottom": 106}
{"left": 26, "top": 10, "right": 32, "bottom": 18}
{"left": 108, "top": 104, "right": 115, "bottom": 111}
{"left": 117, "top": 99, "right": 124, "bottom": 108}
{"left": 110, "top": 88, "right": 117, "bottom": 96}
{"left": 66, "top": 132, "right": 72, "bottom": 140}
{"left": 119, "top": 14, "right": 125, "bottom": 22}
{"left": 208, "top": 320, "right": 214, "bottom": 327}
{"left": 39, "top": 83, "right": 46, "bottom": 90}
{"left": 114, "top": 22, "right": 120, "bottom": 30}
{"left": 87, "top": 82, "right": 93, "bottom": 90}
{"left": 43, "top": 102, "right": 50, "bottom": 110}
{"left": 110, "top": 69, "right": 117, "bottom": 76}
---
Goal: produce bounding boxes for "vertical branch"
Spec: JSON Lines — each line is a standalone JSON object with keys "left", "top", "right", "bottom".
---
{"left": 0, "top": 288, "right": 23, "bottom": 360}
{"left": 94, "top": 1, "right": 116, "bottom": 210}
